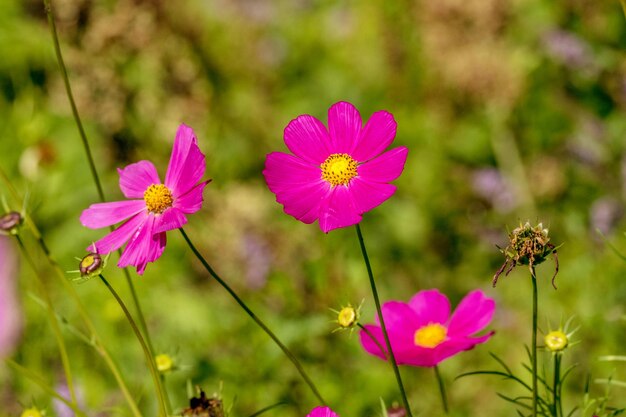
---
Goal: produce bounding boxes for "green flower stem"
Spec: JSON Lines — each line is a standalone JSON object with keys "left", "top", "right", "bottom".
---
{"left": 434, "top": 365, "right": 449, "bottom": 415}
{"left": 178, "top": 227, "right": 327, "bottom": 405}
{"left": 355, "top": 224, "right": 413, "bottom": 417}
{"left": 42, "top": 0, "right": 159, "bottom": 393}
{"left": 553, "top": 353, "right": 562, "bottom": 417}
{"left": 531, "top": 267, "right": 538, "bottom": 417}
{"left": 98, "top": 274, "right": 170, "bottom": 416}
{"left": 0, "top": 175, "right": 143, "bottom": 417}
{"left": 14, "top": 235, "right": 78, "bottom": 408}
{"left": 5, "top": 359, "right": 88, "bottom": 417}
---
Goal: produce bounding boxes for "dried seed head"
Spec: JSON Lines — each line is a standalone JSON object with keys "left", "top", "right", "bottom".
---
{"left": 493, "top": 222, "right": 560, "bottom": 287}
{"left": 182, "top": 389, "right": 224, "bottom": 417}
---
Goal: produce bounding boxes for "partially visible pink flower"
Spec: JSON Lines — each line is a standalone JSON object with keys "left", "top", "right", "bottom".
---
{"left": 360, "top": 289, "right": 495, "bottom": 367}
{"left": 306, "top": 406, "right": 339, "bottom": 417}
{"left": 80, "top": 124, "right": 209, "bottom": 274}
{"left": 263, "top": 101, "right": 408, "bottom": 233}
{"left": 0, "top": 236, "right": 22, "bottom": 358}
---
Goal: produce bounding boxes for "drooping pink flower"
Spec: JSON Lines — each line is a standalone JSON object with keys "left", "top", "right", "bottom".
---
{"left": 80, "top": 124, "right": 209, "bottom": 274}
{"left": 306, "top": 406, "right": 339, "bottom": 417}
{"left": 263, "top": 101, "right": 408, "bottom": 233}
{"left": 360, "top": 289, "right": 495, "bottom": 367}
{"left": 0, "top": 236, "right": 22, "bottom": 358}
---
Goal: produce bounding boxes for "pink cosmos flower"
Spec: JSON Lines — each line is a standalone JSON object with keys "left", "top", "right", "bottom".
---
{"left": 80, "top": 124, "right": 209, "bottom": 274}
{"left": 0, "top": 236, "right": 22, "bottom": 358}
{"left": 306, "top": 406, "right": 339, "bottom": 417}
{"left": 360, "top": 289, "right": 495, "bottom": 367}
{"left": 263, "top": 101, "right": 408, "bottom": 233}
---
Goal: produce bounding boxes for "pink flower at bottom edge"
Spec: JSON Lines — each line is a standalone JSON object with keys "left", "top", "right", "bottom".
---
{"left": 0, "top": 236, "right": 22, "bottom": 358}
{"left": 80, "top": 124, "right": 209, "bottom": 274}
{"left": 359, "top": 289, "right": 495, "bottom": 367}
{"left": 306, "top": 407, "right": 339, "bottom": 417}
{"left": 263, "top": 101, "right": 408, "bottom": 233}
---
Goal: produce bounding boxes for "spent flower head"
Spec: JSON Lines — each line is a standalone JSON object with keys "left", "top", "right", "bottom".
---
{"left": 182, "top": 388, "right": 224, "bottom": 417}
{"left": 493, "top": 222, "right": 560, "bottom": 288}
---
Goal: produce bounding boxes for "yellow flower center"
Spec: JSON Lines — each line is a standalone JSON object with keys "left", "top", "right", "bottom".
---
{"left": 338, "top": 307, "right": 357, "bottom": 328}
{"left": 144, "top": 184, "right": 173, "bottom": 214}
{"left": 545, "top": 330, "right": 568, "bottom": 352}
{"left": 414, "top": 323, "right": 447, "bottom": 348}
{"left": 321, "top": 153, "right": 358, "bottom": 186}
{"left": 155, "top": 353, "right": 174, "bottom": 373}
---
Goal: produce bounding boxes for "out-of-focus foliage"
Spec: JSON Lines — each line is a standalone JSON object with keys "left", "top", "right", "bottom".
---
{"left": 1, "top": 0, "right": 625, "bottom": 416}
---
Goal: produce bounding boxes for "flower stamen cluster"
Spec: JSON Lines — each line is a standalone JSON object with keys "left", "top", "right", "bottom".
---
{"left": 321, "top": 153, "right": 358, "bottom": 186}
{"left": 144, "top": 184, "right": 173, "bottom": 214}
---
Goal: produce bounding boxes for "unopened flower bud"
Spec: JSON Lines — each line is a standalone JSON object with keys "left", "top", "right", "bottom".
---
{"left": 21, "top": 408, "right": 43, "bottom": 417}
{"left": 545, "top": 330, "right": 568, "bottom": 352}
{"left": 338, "top": 306, "right": 358, "bottom": 328}
{"left": 79, "top": 252, "right": 104, "bottom": 277}
{"left": 0, "top": 211, "right": 23, "bottom": 235}
{"left": 155, "top": 353, "right": 174, "bottom": 373}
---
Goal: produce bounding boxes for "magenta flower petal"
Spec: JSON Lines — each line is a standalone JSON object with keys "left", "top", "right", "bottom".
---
{"left": 154, "top": 207, "right": 188, "bottom": 234}
{"left": 358, "top": 147, "right": 409, "bottom": 183}
{"left": 448, "top": 290, "right": 496, "bottom": 336}
{"left": 165, "top": 124, "right": 206, "bottom": 197}
{"left": 352, "top": 110, "right": 397, "bottom": 162}
{"left": 349, "top": 177, "right": 397, "bottom": 213}
{"left": 284, "top": 115, "right": 331, "bottom": 165}
{"left": 264, "top": 152, "right": 330, "bottom": 224}
{"left": 318, "top": 185, "right": 361, "bottom": 232}
{"left": 408, "top": 289, "right": 451, "bottom": 326}
{"left": 91, "top": 212, "right": 148, "bottom": 254}
{"left": 118, "top": 160, "right": 161, "bottom": 199}
{"left": 264, "top": 102, "right": 407, "bottom": 232}
{"left": 360, "top": 289, "right": 495, "bottom": 368}
{"left": 118, "top": 215, "right": 160, "bottom": 274}
{"left": 80, "top": 200, "right": 146, "bottom": 229}
{"left": 175, "top": 181, "right": 210, "bottom": 214}
{"left": 328, "top": 101, "right": 362, "bottom": 153}
{"left": 0, "top": 237, "right": 21, "bottom": 358}
{"left": 81, "top": 124, "right": 208, "bottom": 274}
{"left": 306, "top": 407, "right": 339, "bottom": 417}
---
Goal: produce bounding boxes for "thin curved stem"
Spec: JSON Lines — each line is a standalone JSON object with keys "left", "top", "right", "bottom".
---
{"left": 355, "top": 224, "right": 413, "bottom": 417}
{"left": 14, "top": 235, "right": 78, "bottom": 407}
{"left": 99, "top": 274, "right": 169, "bottom": 416}
{"left": 434, "top": 365, "right": 449, "bottom": 414}
{"left": 5, "top": 359, "right": 87, "bottom": 417}
{"left": 531, "top": 267, "right": 538, "bottom": 417}
{"left": 41, "top": 0, "right": 160, "bottom": 399}
{"left": 0, "top": 173, "right": 142, "bottom": 417}
{"left": 178, "top": 227, "right": 327, "bottom": 405}
{"left": 357, "top": 323, "right": 387, "bottom": 356}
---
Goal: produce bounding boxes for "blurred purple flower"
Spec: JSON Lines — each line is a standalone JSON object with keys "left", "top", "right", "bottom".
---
{"left": 53, "top": 383, "right": 85, "bottom": 417}
{"left": 241, "top": 233, "right": 271, "bottom": 290}
{"left": 0, "top": 236, "right": 22, "bottom": 358}
{"left": 542, "top": 29, "right": 592, "bottom": 69}
{"left": 590, "top": 197, "right": 623, "bottom": 235}
{"left": 471, "top": 168, "right": 517, "bottom": 212}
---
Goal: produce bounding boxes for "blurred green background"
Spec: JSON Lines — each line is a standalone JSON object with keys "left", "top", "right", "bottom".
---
{"left": 1, "top": 0, "right": 626, "bottom": 415}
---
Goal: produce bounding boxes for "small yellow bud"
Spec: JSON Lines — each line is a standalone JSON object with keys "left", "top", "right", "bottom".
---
{"left": 545, "top": 330, "right": 568, "bottom": 352}
{"left": 155, "top": 353, "right": 174, "bottom": 373}
{"left": 338, "top": 306, "right": 358, "bottom": 328}
{"left": 21, "top": 408, "right": 43, "bottom": 417}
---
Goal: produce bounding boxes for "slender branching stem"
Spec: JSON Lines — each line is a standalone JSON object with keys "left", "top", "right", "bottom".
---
{"left": 355, "top": 224, "right": 413, "bottom": 417}
{"left": 14, "top": 235, "right": 78, "bottom": 407}
{"left": 178, "top": 227, "right": 327, "bottom": 405}
{"left": 531, "top": 267, "right": 538, "bottom": 417}
{"left": 99, "top": 274, "right": 170, "bottom": 416}
{"left": 434, "top": 365, "right": 449, "bottom": 414}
